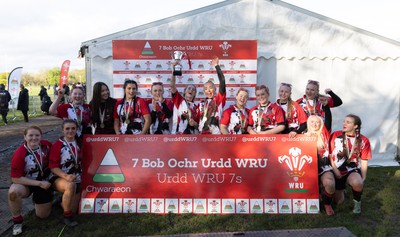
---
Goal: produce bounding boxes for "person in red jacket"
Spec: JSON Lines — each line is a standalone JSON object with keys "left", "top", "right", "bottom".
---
{"left": 277, "top": 83, "right": 308, "bottom": 137}
{"left": 8, "top": 126, "right": 52, "bottom": 236}
{"left": 330, "top": 114, "right": 372, "bottom": 214}
{"left": 170, "top": 60, "right": 199, "bottom": 134}
{"left": 197, "top": 56, "right": 226, "bottom": 134}
{"left": 220, "top": 88, "right": 250, "bottom": 134}
{"left": 247, "top": 85, "right": 285, "bottom": 134}
{"left": 113, "top": 80, "right": 151, "bottom": 135}
{"left": 49, "top": 120, "right": 81, "bottom": 227}
{"left": 49, "top": 86, "right": 91, "bottom": 139}
{"left": 146, "top": 82, "right": 173, "bottom": 134}
{"left": 296, "top": 80, "right": 342, "bottom": 132}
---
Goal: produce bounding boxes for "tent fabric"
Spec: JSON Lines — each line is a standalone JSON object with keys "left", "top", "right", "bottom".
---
{"left": 81, "top": 0, "right": 400, "bottom": 166}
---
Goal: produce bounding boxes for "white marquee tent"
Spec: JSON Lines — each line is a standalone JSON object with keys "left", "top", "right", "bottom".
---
{"left": 80, "top": 0, "right": 400, "bottom": 166}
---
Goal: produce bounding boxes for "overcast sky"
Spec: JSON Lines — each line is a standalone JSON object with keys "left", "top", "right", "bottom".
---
{"left": 1, "top": 0, "right": 399, "bottom": 74}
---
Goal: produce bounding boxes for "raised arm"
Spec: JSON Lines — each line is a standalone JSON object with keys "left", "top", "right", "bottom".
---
{"left": 49, "top": 89, "right": 65, "bottom": 116}
{"left": 212, "top": 57, "right": 226, "bottom": 95}
{"left": 325, "top": 88, "right": 343, "bottom": 107}
{"left": 170, "top": 60, "right": 178, "bottom": 94}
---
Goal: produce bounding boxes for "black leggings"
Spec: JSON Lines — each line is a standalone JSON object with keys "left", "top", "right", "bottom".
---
{"left": 0, "top": 111, "right": 7, "bottom": 124}
{"left": 21, "top": 110, "right": 29, "bottom": 122}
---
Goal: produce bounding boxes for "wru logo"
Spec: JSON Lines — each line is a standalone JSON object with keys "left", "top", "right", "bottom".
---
{"left": 278, "top": 147, "right": 312, "bottom": 181}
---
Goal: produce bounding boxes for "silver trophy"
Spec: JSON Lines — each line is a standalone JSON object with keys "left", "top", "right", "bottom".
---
{"left": 170, "top": 51, "right": 185, "bottom": 76}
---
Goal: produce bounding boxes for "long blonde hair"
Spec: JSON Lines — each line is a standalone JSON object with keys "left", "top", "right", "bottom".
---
{"left": 278, "top": 83, "right": 293, "bottom": 119}
{"left": 306, "top": 115, "right": 325, "bottom": 148}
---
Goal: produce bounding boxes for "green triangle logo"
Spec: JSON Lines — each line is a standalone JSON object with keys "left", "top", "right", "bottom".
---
{"left": 141, "top": 41, "right": 154, "bottom": 55}
{"left": 139, "top": 200, "right": 148, "bottom": 210}
{"left": 252, "top": 201, "right": 262, "bottom": 212}
{"left": 93, "top": 149, "right": 125, "bottom": 183}
{"left": 83, "top": 200, "right": 92, "bottom": 210}
{"left": 224, "top": 201, "right": 233, "bottom": 211}
{"left": 111, "top": 201, "right": 120, "bottom": 210}
{"left": 195, "top": 201, "right": 205, "bottom": 211}
{"left": 167, "top": 201, "right": 176, "bottom": 211}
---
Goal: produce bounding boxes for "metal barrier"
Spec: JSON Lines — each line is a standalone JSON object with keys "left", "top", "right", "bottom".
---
{"left": 8, "top": 98, "right": 18, "bottom": 121}
{"left": 29, "top": 96, "right": 39, "bottom": 116}
{"left": 2, "top": 96, "right": 43, "bottom": 123}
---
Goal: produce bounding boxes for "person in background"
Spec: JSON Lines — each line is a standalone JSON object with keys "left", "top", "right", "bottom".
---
{"left": 17, "top": 84, "right": 29, "bottom": 122}
{"left": 277, "top": 83, "right": 307, "bottom": 137}
{"left": 49, "top": 86, "right": 91, "bottom": 141}
{"left": 53, "top": 84, "right": 58, "bottom": 98}
{"left": 197, "top": 56, "right": 226, "bottom": 134}
{"left": 89, "top": 82, "right": 116, "bottom": 134}
{"left": 49, "top": 120, "right": 81, "bottom": 227}
{"left": 170, "top": 67, "right": 199, "bottom": 134}
{"left": 305, "top": 115, "right": 335, "bottom": 215}
{"left": 8, "top": 126, "right": 52, "bottom": 236}
{"left": 247, "top": 85, "right": 286, "bottom": 134}
{"left": 220, "top": 88, "right": 249, "bottom": 134}
{"left": 62, "top": 84, "right": 70, "bottom": 104}
{"left": 330, "top": 114, "right": 372, "bottom": 214}
{"left": 113, "top": 80, "right": 151, "bottom": 135}
{"left": 82, "top": 83, "right": 87, "bottom": 96}
{"left": 147, "top": 82, "right": 173, "bottom": 134}
{"left": 0, "top": 84, "right": 12, "bottom": 125}
{"left": 38, "top": 86, "right": 48, "bottom": 102}
{"left": 40, "top": 94, "right": 52, "bottom": 115}
{"left": 296, "top": 80, "right": 342, "bottom": 132}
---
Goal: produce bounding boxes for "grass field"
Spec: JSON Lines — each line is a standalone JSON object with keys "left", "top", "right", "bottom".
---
{"left": 16, "top": 167, "right": 400, "bottom": 237}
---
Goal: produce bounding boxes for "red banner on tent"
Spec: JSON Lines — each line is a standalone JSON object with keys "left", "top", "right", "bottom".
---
{"left": 111, "top": 40, "right": 258, "bottom": 105}
{"left": 112, "top": 40, "right": 257, "bottom": 60}
{"left": 59, "top": 60, "right": 70, "bottom": 88}
{"left": 80, "top": 135, "right": 320, "bottom": 214}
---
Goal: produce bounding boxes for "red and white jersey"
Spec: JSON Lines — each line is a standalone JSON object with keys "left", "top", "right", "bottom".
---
{"left": 296, "top": 96, "right": 334, "bottom": 120}
{"left": 146, "top": 98, "right": 173, "bottom": 134}
{"left": 220, "top": 105, "right": 249, "bottom": 134}
{"left": 330, "top": 131, "right": 372, "bottom": 175}
{"left": 197, "top": 92, "right": 226, "bottom": 134}
{"left": 49, "top": 138, "right": 82, "bottom": 183}
{"left": 171, "top": 91, "right": 199, "bottom": 134}
{"left": 248, "top": 102, "right": 285, "bottom": 131}
{"left": 57, "top": 103, "right": 91, "bottom": 137}
{"left": 277, "top": 99, "right": 308, "bottom": 130}
{"left": 113, "top": 97, "right": 150, "bottom": 134}
{"left": 11, "top": 140, "right": 52, "bottom": 180}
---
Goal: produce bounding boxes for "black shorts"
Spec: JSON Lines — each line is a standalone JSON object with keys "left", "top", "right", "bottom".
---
{"left": 318, "top": 169, "right": 334, "bottom": 178}
{"left": 28, "top": 185, "right": 53, "bottom": 204}
{"left": 335, "top": 169, "right": 361, "bottom": 190}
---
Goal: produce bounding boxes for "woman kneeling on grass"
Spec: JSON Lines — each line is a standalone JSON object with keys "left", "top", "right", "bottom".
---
{"left": 330, "top": 114, "right": 372, "bottom": 214}
{"left": 8, "top": 126, "right": 53, "bottom": 236}
{"left": 49, "top": 119, "right": 82, "bottom": 227}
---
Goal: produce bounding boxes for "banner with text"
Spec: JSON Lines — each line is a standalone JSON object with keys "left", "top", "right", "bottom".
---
{"left": 112, "top": 40, "right": 257, "bottom": 106}
{"left": 59, "top": 60, "right": 71, "bottom": 88}
{"left": 80, "top": 135, "right": 320, "bottom": 214}
{"left": 7, "top": 67, "right": 23, "bottom": 108}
